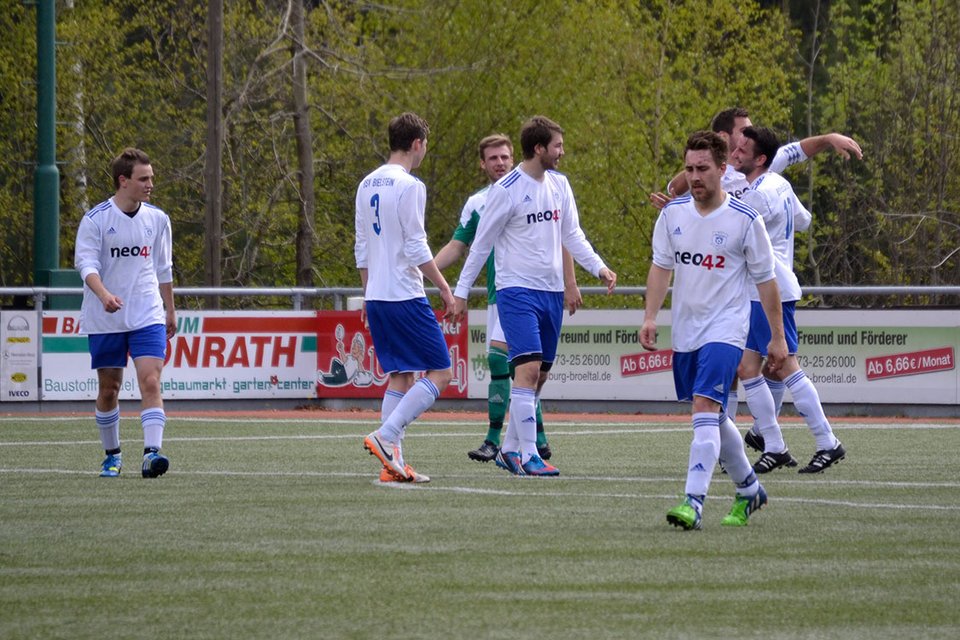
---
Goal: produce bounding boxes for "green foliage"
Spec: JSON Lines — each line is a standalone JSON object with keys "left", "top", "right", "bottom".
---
{"left": 1, "top": 0, "right": 957, "bottom": 296}
{"left": 0, "top": 4, "right": 39, "bottom": 287}
{"left": 794, "top": 0, "right": 960, "bottom": 297}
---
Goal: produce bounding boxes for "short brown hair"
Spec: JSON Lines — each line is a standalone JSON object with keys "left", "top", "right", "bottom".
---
{"left": 684, "top": 130, "right": 727, "bottom": 168}
{"left": 740, "top": 126, "right": 780, "bottom": 168}
{"left": 520, "top": 116, "right": 563, "bottom": 159}
{"left": 111, "top": 148, "right": 151, "bottom": 189}
{"left": 478, "top": 134, "right": 512, "bottom": 159}
{"left": 388, "top": 112, "right": 430, "bottom": 152}
{"left": 710, "top": 107, "right": 750, "bottom": 135}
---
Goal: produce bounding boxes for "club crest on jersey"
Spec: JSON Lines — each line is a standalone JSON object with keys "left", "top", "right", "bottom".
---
{"left": 144, "top": 226, "right": 153, "bottom": 237}
{"left": 712, "top": 231, "right": 728, "bottom": 247}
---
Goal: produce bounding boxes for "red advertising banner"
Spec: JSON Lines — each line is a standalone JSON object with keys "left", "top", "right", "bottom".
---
{"left": 315, "top": 311, "right": 468, "bottom": 398}
{"left": 864, "top": 346, "right": 955, "bottom": 381}
{"left": 620, "top": 349, "right": 673, "bottom": 377}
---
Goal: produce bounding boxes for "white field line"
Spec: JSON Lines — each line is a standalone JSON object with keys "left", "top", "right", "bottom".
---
{"left": 1, "top": 415, "right": 959, "bottom": 430}
{"left": 2, "top": 467, "right": 959, "bottom": 497}
{"left": 0, "top": 421, "right": 957, "bottom": 449}
{"left": 377, "top": 481, "right": 960, "bottom": 511}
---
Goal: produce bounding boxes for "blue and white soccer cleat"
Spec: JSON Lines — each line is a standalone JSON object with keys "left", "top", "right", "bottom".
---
{"left": 521, "top": 454, "right": 559, "bottom": 476}
{"left": 100, "top": 453, "right": 122, "bottom": 478}
{"left": 494, "top": 450, "right": 525, "bottom": 476}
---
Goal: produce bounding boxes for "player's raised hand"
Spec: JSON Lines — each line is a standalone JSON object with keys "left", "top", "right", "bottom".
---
{"left": 828, "top": 133, "right": 863, "bottom": 161}
{"left": 648, "top": 192, "right": 673, "bottom": 210}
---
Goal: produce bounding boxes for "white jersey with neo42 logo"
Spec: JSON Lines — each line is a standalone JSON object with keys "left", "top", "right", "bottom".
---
{"left": 652, "top": 193, "right": 777, "bottom": 352}
{"left": 74, "top": 197, "right": 173, "bottom": 335}
{"left": 454, "top": 166, "right": 606, "bottom": 298}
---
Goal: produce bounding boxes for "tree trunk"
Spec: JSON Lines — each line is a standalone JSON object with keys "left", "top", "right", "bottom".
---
{"left": 291, "top": 0, "right": 315, "bottom": 288}
{"left": 204, "top": 0, "right": 224, "bottom": 307}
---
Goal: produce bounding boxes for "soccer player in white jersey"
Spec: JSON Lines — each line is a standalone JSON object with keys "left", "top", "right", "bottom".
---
{"left": 641, "top": 131, "right": 787, "bottom": 530}
{"left": 434, "top": 134, "right": 581, "bottom": 464}
{"left": 356, "top": 112, "right": 455, "bottom": 483}
{"left": 732, "top": 126, "right": 846, "bottom": 474}
{"left": 74, "top": 148, "right": 176, "bottom": 478}
{"left": 652, "top": 107, "right": 861, "bottom": 415}
{"left": 452, "top": 115, "right": 616, "bottom": 476}
{"left": 660, "top": 107, "right": 862, "bottom": 204}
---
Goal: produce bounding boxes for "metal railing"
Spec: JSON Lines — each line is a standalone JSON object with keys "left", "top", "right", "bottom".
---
{"left": 2, "top": 285, "right": 960, "bottom": 311}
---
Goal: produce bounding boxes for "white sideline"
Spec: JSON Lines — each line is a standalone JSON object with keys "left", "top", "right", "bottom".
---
{"left": 1, "top": 421, "right": 958, "bottom": 449}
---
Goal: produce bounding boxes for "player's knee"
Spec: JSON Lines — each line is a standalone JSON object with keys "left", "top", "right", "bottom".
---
{"left": 736, "top": 361, "right": 757, "bottom": 380}
{"left": 98, "top": 386, "right": 120, "bottom": 405}
{"left": 429, "top": 367, "right": 453, "bottom": 390}
{"left": 138, "top": 372, "right": 162, "bottom": 397}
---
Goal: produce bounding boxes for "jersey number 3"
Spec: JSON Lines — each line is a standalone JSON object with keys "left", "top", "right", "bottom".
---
{"left": 370, "top": 194, "right": 382, "bottom": 235}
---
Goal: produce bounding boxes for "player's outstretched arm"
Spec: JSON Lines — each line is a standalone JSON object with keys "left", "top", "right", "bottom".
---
{"left": 433, "top": 239, "right": 468, "bottom": 271}
{"left": 799, "top": 133, "right": 863, "bottom": 161}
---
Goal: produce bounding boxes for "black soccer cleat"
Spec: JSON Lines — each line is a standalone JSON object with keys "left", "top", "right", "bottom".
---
{"left": 798, "top": 443, "right": 846, "bottom": 474}
{"left": 752, "top": 450, "right": 798, "bottom": 474}
{"left": 537, "top": 443, "right": 552, "bottom": 461}
{"left": 467, "top": 440, "right": 499, "bottom": 462}
{"left": 744, "top": 429, "right": 765, "bottom": 453}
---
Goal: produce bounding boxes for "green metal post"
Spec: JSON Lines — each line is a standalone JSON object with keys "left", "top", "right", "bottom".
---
{"left": 34, "top": 0, "right": 60, "bottom": 285}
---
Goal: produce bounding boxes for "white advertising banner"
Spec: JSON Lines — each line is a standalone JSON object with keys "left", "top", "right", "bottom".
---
{"left": 1, "top": 311, "right": 40, "bottom": 401}
{"left": 14, "top": 308, "right": 959, "bottom": 405}
{"left": 465, "top": 308, "right": 959, "bottom": 405}
{"left": 40, "top": 311, "right": 319, "bottom": 400}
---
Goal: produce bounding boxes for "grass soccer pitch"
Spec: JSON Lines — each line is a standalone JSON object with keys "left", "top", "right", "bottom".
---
{"left": 1, "top": 412, "right": 959, "bottom": 640}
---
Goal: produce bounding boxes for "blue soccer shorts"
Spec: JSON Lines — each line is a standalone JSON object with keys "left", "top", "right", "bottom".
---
{"left": 745, "top": 300, "right": 799, "bottom": 356}
{"left": 672, "top": 342, "right": 743, "bottom": 409}
{"left": 496, "top": 287, "right": 564, "bottom": 366}
{"left": 88, "top": 323, "right": 168, "bottom": 369}
{"left": 365, "top": 297, "right": 451, "bottom": 373}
